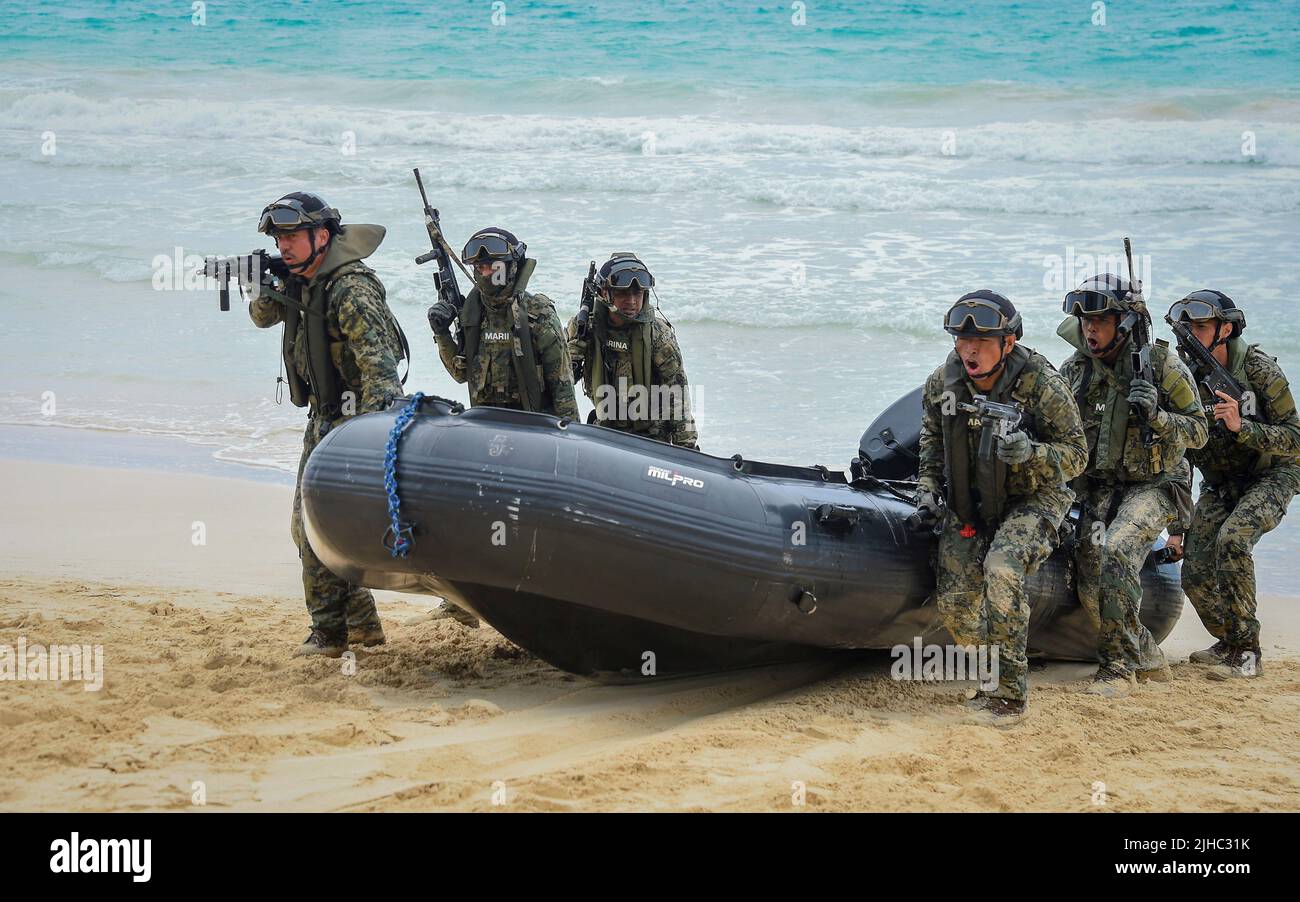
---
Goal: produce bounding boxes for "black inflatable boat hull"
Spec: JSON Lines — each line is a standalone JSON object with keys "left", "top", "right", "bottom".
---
{"left": 301, "top": 398, "right": 1183, "bottom": 679}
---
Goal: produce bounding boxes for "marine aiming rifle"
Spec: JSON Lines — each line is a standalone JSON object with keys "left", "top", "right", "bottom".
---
{"left": 957, "top": 395, "right": 1023, "bottom": 460}
{"left": 203, "top": 250, "right": 310, "bottom": 315}
{"left": 1165, "top": 316, "right": 1247, "bottom": 431}
{"left": 412, "top": 167, "right": 472, "bottom": 349}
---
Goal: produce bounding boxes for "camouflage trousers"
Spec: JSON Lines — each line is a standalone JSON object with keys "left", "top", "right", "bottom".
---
{"left": 934, "top": 499, "right": 1064, "bottom": 702}
{"left": 1183, "top": 467, "right": 1299, "bottom": 647}
{"left": 1073, "top": 480, "right": 1171, "bottom": 674}
{"left": 290, "top": 414, "right": 381, "bottom": 637}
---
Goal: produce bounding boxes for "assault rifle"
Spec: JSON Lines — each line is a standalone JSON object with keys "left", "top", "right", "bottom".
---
{"left": 1166, "top": 317, "right": 1247, "bottom": 430}
{"left": 957, "top": 395, "right": 1023, "bottom": 460}
{"left": 1120, "top": 237, "right": 1159, "bottom": 452}
{"left": 203, "top": 250, "right": 303, "bottom": 314}
{"left": 576, "top": 261, "right": 598, "bottom": 340}
{"left": 412, "top": 167, "right": 472, "bottom": 346}
{"left": 572, "top": 261, "right": 599, "bottom": 384}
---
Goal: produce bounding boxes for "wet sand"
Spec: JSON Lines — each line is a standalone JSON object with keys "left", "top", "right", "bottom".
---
{"left": 2, "top": 457, "right": 1298, "bottom": 811}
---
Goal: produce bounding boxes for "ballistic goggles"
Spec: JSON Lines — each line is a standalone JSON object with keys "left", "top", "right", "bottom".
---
{"left": 600, "top": 257, "right": 655, "bottom": 291}
{"left": 1062, "top": 287, "right": 1127, "bottom": 316}
{"left": 1167, "top": 290, "right": 1231, "bottom": 323}
{"left": 257, "top": 198, "right": 338, "bottom": 234}
{"left": 462, "top": 231, "right": 523, "bottom": 264}
{"left": 944, "top": 298, "right": 1016, "bottom": 334}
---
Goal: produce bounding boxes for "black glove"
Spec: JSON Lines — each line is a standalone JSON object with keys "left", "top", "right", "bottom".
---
{"left": 1128, "top": 378, "right": 1159, "bottom": 422}
{"left": 916, "top": 490, "right": 941, "bottom": 518}
{"left": 427, "top": 300, "right": 457, "bottom": 334}
{"left": 907, "top": 490, "right": 942, "bottom": 533}
{"left": 996, "top": 429, "right": 1033, "bottom": 465}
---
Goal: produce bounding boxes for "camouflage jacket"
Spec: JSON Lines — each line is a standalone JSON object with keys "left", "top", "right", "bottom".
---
{"left": 1186, "top": 337, "right": 1300, "bottom": 487}
{"left": 566, "top": 307, "right": 698, "bottom": 447}
{"left": 1057, "top": 317, "right": 1208, "bottom": 485}
{"left": 249, "top": 224, "right": 404, "bottom": 419}
{"left": 918, "top": 345, "right": 1087, "bottom": 525}
{"left": 435, "top": 289, "right": 578, "bottom": 419}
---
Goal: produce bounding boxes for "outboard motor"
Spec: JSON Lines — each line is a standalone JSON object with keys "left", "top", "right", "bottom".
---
{"left": 854, "top": 385, "right": 923, "bottom": 481}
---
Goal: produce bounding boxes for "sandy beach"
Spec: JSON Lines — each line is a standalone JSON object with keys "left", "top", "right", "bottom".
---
{"left": 2, "top": 451, "right": 1298, "bottom": 812}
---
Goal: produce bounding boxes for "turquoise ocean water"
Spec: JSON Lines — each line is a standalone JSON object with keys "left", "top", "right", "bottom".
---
{"left": 1, "top": 0, "right": 1298, "bottom": 585}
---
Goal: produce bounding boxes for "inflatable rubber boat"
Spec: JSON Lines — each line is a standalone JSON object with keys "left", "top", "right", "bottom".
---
{"left": 301, "top": 393, "right": 1183, "bottom": 679}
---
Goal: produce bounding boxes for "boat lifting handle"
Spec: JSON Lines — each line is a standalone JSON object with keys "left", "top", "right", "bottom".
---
{"left": 793, "top": 588, "right": 818, "bottom": 614}
{"left": 814, "top": 503, "right": 859, "bottom": 533}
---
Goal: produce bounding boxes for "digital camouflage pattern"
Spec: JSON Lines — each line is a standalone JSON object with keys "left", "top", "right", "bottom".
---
{"left": 918, "top": 347, "right": 1088, "bottom": 511}
{"left": 290, "top": 413, "right": 384, "bottom": 636}
{"left": 1185, "top": 341, "right": 1300, "bottom": 482}
{"left": 250, "top": 234, "right": 403, "bottom": 638}
{"left": 935, "top": 499, "right": 1062, "bottom": 702}
{"left": 1183, "top": 469, "right": 1298, "bottom": 647}
{"left": 435, "top": 292, "right": 579, "bottom": 418}
{"left": 1057, "top": 318, "right": 1207, "bottom": 676}
{"left": 1182, "top": 339, "right": 1300, "bottom": 649}
{"left": 566, "top": 309, "right": 698, "bottom": 446}
{"left": 1072, "top": 476, "right": 1177, "bottom": 674}
{"left": 920, "top": 346, "right": 1087, "bottom": 702}
{"left": 250, "top": 233, "right": 405, "bottom": 417}
{"left": 1057, "top": 322, "right": 1208, "bottom": 484}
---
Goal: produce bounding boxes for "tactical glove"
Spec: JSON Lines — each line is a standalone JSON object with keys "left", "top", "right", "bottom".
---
{"left": 1128, "top": 378, "right": 1159, "bottom": 421}
{"left": 996, "top": 429, "right": 1033, "bottom": 465}
{"left": 427, "top": 300, "right": 457, "bottom": 334}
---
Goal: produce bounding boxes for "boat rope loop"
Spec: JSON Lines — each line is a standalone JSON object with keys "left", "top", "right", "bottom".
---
{"left": 382, "top": 392, "right": 425, "bottom": 558}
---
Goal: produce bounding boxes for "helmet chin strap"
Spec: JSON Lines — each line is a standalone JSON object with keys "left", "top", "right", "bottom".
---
{"left": 967, "top": 338, "right": 1010, "bottom": 382}
{"left": 1207, "top": 320, "right": 1230, "bottom": 354}
{"left": 1086, "top": 318, "right": 1128, "bottom": 357}
{"left": 285, "top": 228, "right": 328, "bottom": 275}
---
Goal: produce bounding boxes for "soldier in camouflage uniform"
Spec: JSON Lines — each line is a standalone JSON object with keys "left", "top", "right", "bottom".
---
{"left": 1163, "top": 291, "right": 1300, "bottom": 679}
{"left": 1058, "top": 274, "right": 1208, "bottom": 697}
{"left": 248, "top": 193, "right": 407, "bottom": 657}
{"left": 428, "top": 227, "right": 578, "bottom": 420}
{"left": 566, "top": 253, "right": 697, "bottom": 448}
{"left": 916, "top": 291, "right": 1088, "bottom": 726}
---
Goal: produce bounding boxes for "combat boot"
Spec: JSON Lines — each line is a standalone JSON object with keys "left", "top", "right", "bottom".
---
{"left": 1136, "top": 654, "right": 1172, "bottom": 683}
{"left": 1206, "top": 646, "right": 1262, "bottom": 681}
{"left": 963, "top": 688, "right": 989, "bottom": 709}
{"left": 297, "top": 628, "right": 347, "bottom": 658}
{"left": 429, "top": 600, "right": 480, "bottom": 628}
{"left": 1083, "top": 664, "right": 1136, "bottom": 698}
{"left": 1189, "top": 639, "right": 1229, "bottom": 665}
{"left": 966, "top": 696, "right": 1028, "bottom": 727}
{"left": 348, "top": 623, "right": 387, "bottom": 647}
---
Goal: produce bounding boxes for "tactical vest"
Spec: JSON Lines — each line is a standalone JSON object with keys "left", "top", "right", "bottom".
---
{"left": 1070, "top": 342, "right": 1191, "bottom": 481}
{"left": 281, "top": 262, "right": 396, "bottom": 419}
{"left": 1192, "top": 338, "right": 1294, "bottom": 482}
{"left": 460, "top": 259, "right": 545, "bottom": 412}
{"left": 940, "top": 344, "right": 1040, "bottom": 527}
{"left": 585, "top": 304, "right": 655, "bottom": 432}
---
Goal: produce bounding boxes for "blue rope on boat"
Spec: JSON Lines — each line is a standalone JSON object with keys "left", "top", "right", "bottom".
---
{"left": 382, "top": 392, "right": 425, "bottom": 558}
